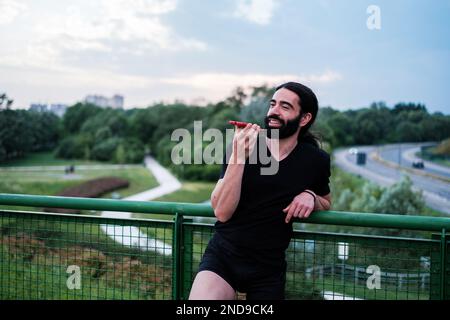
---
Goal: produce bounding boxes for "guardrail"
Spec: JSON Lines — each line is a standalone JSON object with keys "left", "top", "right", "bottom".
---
{"left": 0, "top": 193, "right": 449, "bottom": 300}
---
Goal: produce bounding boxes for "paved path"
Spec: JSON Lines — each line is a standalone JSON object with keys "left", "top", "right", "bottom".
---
{"left": 322, "top": 291, "right": 362, "bottom": 300}
{"left": 100, "top": 156, "right": 182, "bottom": 255}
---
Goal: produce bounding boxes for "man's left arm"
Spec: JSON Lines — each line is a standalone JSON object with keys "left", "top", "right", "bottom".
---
{"left": 283, "top": 152, "right": 331, "bottom": 223}
{"left": 283, "top": 190, "right": 331, "bottom": 223}
{"left": 314, "top": 191, "right": 331, "bottom": 211}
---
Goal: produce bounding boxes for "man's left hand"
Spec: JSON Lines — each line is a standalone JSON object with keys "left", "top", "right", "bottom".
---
{"left": 283, "top": 191, "right": 316, "bottom": 223}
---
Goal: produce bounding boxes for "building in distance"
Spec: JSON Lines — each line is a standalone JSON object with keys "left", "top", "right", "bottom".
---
{"left": 84, "top": 94, "right": 124, "bottom": 109}
{"left": 29, "top": 103, "right": 68, "bottom": 117}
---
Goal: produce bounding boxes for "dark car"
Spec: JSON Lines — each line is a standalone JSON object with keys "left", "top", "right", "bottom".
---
{"left": 412, "top": 161, "right": 425, "bottom": 169}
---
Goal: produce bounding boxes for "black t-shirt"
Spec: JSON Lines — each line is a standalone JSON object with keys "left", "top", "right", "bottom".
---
{"left": 214, "top": 137, "right": 330, "bottom": 268}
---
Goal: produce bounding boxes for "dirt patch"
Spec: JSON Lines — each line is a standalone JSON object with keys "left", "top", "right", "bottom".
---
{"left": 43, "top": 177, "right": 130, "bottom": 214}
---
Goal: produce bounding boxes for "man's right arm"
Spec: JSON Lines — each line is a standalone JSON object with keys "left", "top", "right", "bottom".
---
{"left": 210, "top": 123, "right": 260, "bottom": 223}
{"left": 210, "top": 162, "right": 245, "bottom": 223}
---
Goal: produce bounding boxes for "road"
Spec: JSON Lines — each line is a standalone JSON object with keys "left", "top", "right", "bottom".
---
{"left": 334, "top": 143, "right": 450, "bottom": 215}
{"left": 377, "top": 143, "right": 450, "bottom": 180}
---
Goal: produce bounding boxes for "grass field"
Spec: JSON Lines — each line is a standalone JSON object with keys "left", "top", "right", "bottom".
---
{"left": 0, "top": 151, "right": 110, "bottom": 167}
{"left": 0, "top": 167, "right": 158, "bottom": 212}
{"left": 286, "top": 273, "right": 429, "bottom": 300}
{"left": 0, "top": 215, "right": 173, "bottom": 300}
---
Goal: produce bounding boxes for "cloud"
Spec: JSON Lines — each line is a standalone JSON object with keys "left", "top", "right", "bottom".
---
{"left": 162, "top": 71, "right": 341, "bottom": 88}
{"left": 40, "top": 0, "right": 206, "bottom": 53}
{"left": 0, "top": 0, "right": 207, "bottom": 72}
{"left": 6, "top": 68, "right": 341, "bottom": 107}
{"left": 0, "top": 0, "right": 27, "bottom": 25}
{"left": 233, "top": 0, "right": 279, "bottom": 25}
{"left": 161, "top": 70, "right": 342, "bottom": 102}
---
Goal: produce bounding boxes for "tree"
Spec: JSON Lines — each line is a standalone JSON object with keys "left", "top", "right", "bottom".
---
{"left": 62, "top": 103, "right": 102, "bottom": 134}
{"left": 91, "top": 137, "right": 121, "bottom": 161}
{"left": 395, "top": 122, "right": 421, "bottom": 142}
{"left": 0, "top": 93, "right": 13, "bottom": 109}
{"left": 239, "top": 96, "right": 269, "bottom": 127}
{"left": 0, "top": 110, "right": 33, "bottom": 159}
{"left": 224, "top": 86, "right": 247, "bottom": 112}
{"left": 393, "top": 102, "right": 427, "bottom": 114}
{"left": 326, "top": 113, "right": 355, "bottom": 146}
{"left": 114, "top": 144, "right": 126, "bottom": 164}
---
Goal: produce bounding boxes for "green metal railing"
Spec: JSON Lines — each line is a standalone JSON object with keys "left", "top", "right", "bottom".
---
{"left": 0, "top": 193, "right": 449, "bottom": 300}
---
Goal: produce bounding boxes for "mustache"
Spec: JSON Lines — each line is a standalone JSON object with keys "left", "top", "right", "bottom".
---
{"left": 265, "top": 115, "right": 285, "bottom": 124}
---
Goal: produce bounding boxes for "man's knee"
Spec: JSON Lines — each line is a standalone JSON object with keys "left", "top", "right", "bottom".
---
{"left": 189, "top": 271, "right": 235, "bottom": 300}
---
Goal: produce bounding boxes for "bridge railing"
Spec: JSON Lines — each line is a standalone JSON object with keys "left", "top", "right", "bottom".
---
{"left": 0, "top": 193, "right": 449, "bottom": 300}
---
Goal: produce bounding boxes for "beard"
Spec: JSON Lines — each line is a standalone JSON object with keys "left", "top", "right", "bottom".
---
{"left": 264, "top": 114, "right": 301, "bottom": 139}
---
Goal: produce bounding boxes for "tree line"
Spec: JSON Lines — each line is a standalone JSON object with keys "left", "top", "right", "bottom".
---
{"left": 1, "top": 87, "right": 449, "bottom": 181}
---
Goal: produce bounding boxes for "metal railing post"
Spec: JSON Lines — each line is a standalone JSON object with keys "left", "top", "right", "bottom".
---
{"left": 172, "top": 212, "right": 183, "bottom": 300}
{"left": 440, "top": 229, "right": 448, "bottom": 300}
{"left": 431, "top": 230, "right": 449, "bottom": 300}
{"left": 181, "top": 218, "right": 194, "bottom": 300}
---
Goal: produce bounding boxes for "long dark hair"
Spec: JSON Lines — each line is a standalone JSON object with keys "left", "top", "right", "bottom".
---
{"left": 275, "top": 82, "right": 321, "bottom": 148}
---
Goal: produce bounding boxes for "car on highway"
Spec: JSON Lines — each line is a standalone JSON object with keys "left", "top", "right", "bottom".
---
{"left": 412, "top": 160, "right": 425, "bottom": 169}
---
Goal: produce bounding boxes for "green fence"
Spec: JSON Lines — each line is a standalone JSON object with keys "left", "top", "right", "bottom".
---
{"left": 0, "top": 193, "right": 449, "bottom": 300}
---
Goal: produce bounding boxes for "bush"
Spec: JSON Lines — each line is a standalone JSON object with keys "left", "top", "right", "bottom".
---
{"left": 55, "top": 136, "right": 85, "bottom": 159}
{"left": 375, "top": 175, "right": 425, "bottom": 215}
{"left": 201, "top": 164, "right": 221, "bottom": 181}
{"left": 122, "top": 138, "right": 145, "bottom": 163}
{"left": 91, "top": 138, "right": 121, "bottom": 161}
{"left": 333, "top": 174, "right": 425, "bottom": 216}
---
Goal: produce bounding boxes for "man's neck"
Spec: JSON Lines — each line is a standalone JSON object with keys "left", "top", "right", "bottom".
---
{"left": 266, "top": 133, "right": 299, "bottom": 161}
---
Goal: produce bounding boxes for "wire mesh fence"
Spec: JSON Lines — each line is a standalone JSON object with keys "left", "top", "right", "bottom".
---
{"left": 0, "top": 210, "right": 173, "bottom": 300}
{"left": 284, "top": 232, "right": 438, "bottom": 300}
{"left": 0, "top": 203, "right": 449, "bottom": 300}
{"left": 181, "top": 222, "right": 447, "bottom": 300}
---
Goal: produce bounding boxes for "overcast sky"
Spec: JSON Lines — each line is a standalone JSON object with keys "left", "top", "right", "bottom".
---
{"left": 1, "top": 0, "right": 449, "bottom": 113}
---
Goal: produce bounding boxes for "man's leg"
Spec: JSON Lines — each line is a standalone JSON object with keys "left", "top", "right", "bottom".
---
{"left": 189, "top": 271, "right": 236, "bottom": 300}
{"left": 245, "top": 269, "right": 286, "bottom": 300}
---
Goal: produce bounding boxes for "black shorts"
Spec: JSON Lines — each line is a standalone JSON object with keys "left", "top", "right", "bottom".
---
{"left": 198, "top": 233, "right": 286, "bottom": 300}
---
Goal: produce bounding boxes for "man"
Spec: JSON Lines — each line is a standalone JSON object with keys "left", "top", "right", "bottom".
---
{"left": 189, "top": 82, "right": 331, "bottom": 300}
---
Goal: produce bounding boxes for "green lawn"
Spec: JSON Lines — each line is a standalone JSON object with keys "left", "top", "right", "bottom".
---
{"left": 0, "top": 167, "right": 158, "bottom": 212}
{"left": 0, "top": 253, "right": 140, "bottom": 300}
{"left": 0, "top": 217, "right": 172, "bottom": 300}
{"left": 0, "top": 151, "right": 110, "bottom": 167}
{"left": 296, "top": 274, "right": 429, "bottom": 300}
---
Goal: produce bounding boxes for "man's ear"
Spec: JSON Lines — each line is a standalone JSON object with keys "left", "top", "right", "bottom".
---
{"left": 300, "top": 113, "right": 312, "bottom": 127}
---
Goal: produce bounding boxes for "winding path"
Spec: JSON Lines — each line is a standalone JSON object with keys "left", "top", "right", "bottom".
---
{"left": 100, "top": 156, "right": 182, "bottom": 255}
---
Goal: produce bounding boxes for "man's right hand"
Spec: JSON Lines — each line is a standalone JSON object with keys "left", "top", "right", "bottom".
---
{"left": 230, "top": 123, "right": 261, "bottom": 164}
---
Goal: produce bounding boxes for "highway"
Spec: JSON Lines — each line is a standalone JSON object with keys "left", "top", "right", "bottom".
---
{"left": 333, "top": 143, "right": 450, "bottom": 215}
{"left": 377, "top": 143, "right": 450, "bottom": 179}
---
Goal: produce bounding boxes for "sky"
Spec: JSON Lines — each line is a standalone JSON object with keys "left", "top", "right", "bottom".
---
{"left": 1, "top": 0, "right": 449, "bottom": 113}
